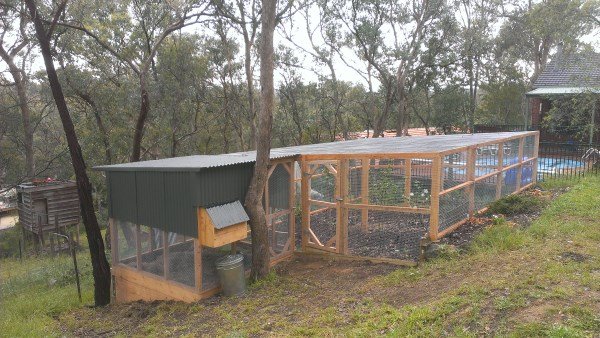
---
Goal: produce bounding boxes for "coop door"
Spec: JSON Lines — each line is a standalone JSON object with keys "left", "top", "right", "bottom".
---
{"left": 33, "top": 199, "right": 48, "bottom": 226}
{"left": 265, "top": 161, "right": 295, "bottom": 259}
{"left": 303, "top": 160, "right": 345, "bottom": 253}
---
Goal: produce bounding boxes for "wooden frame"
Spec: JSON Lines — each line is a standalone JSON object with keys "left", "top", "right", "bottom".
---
{"left": 111, "top": 131, "right": 539, "bottom": 304}
{"left": 300, "top": 131, "right": 539, "bottom": 253}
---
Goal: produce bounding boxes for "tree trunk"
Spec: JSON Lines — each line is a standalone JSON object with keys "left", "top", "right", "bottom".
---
{"left": 26, "top": 0, "right": 111, "bottom": 306}
{"left": 131, "top": 71, "right": 150, "bottom": 162}
{"left": 244, "top": 0, "right": 276, "bottom": 281}
{"left": 244, "top": 41, "right": 257, "bottom": 150}
{"left": 0, "top": 51, "right": 35, "bottom": 178}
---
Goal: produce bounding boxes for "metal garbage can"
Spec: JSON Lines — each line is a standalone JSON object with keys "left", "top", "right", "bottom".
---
{"left": 215, "top": 254, "right": 246, "bottom": 296}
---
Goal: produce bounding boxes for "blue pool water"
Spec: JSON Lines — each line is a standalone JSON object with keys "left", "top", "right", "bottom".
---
{"left": 447, "top": 157, "right": 585, "bottom": 183}
{"left": 537, "top": 157, "right": 585, "bottom": 172}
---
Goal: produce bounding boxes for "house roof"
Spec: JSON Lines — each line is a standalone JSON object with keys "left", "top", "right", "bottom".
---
{"left": 95, "top": 132, "right": 535, "bottom": 172}
{"left": 205, "top": 200, "right": 249, "bottom": 229}
{"left": 533, "top": 51, "right": 600, "bottom": 89}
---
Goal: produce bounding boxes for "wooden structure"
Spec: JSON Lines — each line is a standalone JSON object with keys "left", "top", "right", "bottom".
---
{"left": 16, "top": 181, "right": 80, "bottom": 248}
{"left": 99, "top": 131, "right": 538, "bottom": 303}
{"left": 300, "top": 132, "right": 539, "bottom": 263}
{"left": 105, "top": 159, "right": 295, "bottom": 303}
{"left": 198, "top": 201, "right": 249, "bottom": 248}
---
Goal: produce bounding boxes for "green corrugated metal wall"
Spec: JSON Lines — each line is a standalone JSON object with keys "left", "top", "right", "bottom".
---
{"left": 107, "top": 164, "right": 256, "bottom": 237}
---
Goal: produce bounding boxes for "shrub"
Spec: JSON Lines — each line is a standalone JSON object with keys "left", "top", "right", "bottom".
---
{"left": 486, "top": 194, "right": 543, "bottom": 216}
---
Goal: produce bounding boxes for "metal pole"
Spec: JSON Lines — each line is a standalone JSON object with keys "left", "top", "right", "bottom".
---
{"left": 590, "top": 100, "right": 597, "bottom": 145}
{"left": 53, "top": 232, "right": 82, "bottom": 302}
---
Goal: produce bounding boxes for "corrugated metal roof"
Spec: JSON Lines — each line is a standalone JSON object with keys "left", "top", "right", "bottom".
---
{"left": 526, "top": 87, "right": 600, "bottom": 96}
{"left": 206, "top": 200, "right": 249, "bottom": 229}
{"left": 95, "top": 132, "right": 534, "bottom": 172}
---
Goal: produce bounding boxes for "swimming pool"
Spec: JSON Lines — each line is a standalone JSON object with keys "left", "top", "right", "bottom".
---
{"left": 537, "top": 157, "right": 585, "bottom": 173}
{"left": 445, "top": 157, "right": 586, "bottom": 180}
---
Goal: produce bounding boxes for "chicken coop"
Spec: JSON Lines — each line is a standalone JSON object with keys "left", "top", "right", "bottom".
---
{"left": 16, "top": 180, "right": 81, "bottom": 249}
{"left": 97, "top": 131, "right": 539, "bottom": 303}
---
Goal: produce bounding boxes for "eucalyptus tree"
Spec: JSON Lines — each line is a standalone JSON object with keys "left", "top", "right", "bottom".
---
{"left": 390, "top": 0, "right": 449, "bottom": 136}
{"left": 0, "top": 1, "right": 35, "bottom": 178}
{"left": 25, "top": 0, "right": 111, "bottom": 306}
{"left": 211, "top": 0, "right": 261, "bottom": 149}
{"left": 455, "top": 0, "right": 498, "bottom": 131}
{"left": 281, "top": 0, "right": 353, "bottom": 140}
{"left": 334, "top": 0, "right": 397, "bottom": 137}
{"left": 59, "top": 0, "right": 210, "bottom": 162}
{"left": 498, "top": 0, "right": 597, "bottom": 85}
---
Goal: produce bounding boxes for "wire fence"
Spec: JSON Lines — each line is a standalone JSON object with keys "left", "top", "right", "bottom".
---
{"left": 537, "top": 142, "right": 600, "bottom": 181}
{"left": 473, "top": 126, "right": 600, "bottom": 181}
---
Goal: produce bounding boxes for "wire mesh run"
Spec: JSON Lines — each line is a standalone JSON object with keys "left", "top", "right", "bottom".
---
{"left": 301, "top": 132, "right": 539, "bottom": 262}
{"left": 474, "top": 176, "right": 497, "bottom": 212}
{"left": 116, "top": 220, "right": 137, "bottom": 269}
{"left": 346, "top": 209, "right": 427, "bottom": 261}
{"left": 439, "top": 187, "right": 470, "bottom": 232}
{"left": 166, "top": 235, "right": 196, "bottom": 288}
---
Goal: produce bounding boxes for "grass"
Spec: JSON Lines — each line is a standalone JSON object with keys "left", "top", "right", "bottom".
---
{"left": 0, "top": 233, "right": 96, "bottom": 337}
{"left": 2, "top": 176, "right": 600, "bottom": 337}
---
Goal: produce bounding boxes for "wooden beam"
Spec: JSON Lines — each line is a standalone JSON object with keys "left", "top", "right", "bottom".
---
{"left": 345, "top": 203, "right": 430, "bottom": 214}
{"left": 439, "top": 180, "right": 474, "bottom": 196}
{"left": 466, "top": 147, "right": 476, "bottom": 218}
{"left": 194, "top": 239, "right": 202, "bottom": 292}
{"left": 361, "top": 158, "right": 369, "bottom": 230}
{"left": 298, "top": 249, "right": 417, "bottom": 267}
{"left": 339, "top": 159, "right": 349, "bottom": 254}
{"left": 309, "top": 199, "right": 337, "bottom": 208}
{"left": 429, "top": 156, "right": 442, "bottom": 240}
{"left": 334, "top": 160, "right": 342, "bottom": 254}
{"left": 404, "top": 159, "right": 412, "bottom": 205}
{"left": 135, "top": 224, "right": 142, "bottom": 270}
{"left": 109, "top": 218, "right": 118, "bottom": 265}
{"left": 113, "top": 266, "right": 201, "bottom": 303}
{"left": 516, "top": 136, "right": 525, "bottom": 191}
{"left": 532, "top": 132, "right": 540, "bottom": 184}
{"left": 300, "top": 157, "right": 310, "bottom": 251}
{"left": 163, "top": 230, "right": 169, "bottom": 279}
{"left": 288, "top": 160, "right": 296, "bottom": 256}
{"left": 496, "top": 142, "right": 504, "bottom": 199}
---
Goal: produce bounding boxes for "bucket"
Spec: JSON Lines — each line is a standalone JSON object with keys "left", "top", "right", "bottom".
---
{"left": 215, "top": 254, "right": 246, "bottom": 296}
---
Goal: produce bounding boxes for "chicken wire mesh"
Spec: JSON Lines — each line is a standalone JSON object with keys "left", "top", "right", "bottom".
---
{"left": 115, "top": 220, "right": 137, "bottom": 269}
{"left": 268, "top": 214, "right": 292, "bottom": 256}
{"left": 166, "top": 235, "right": 196, "bottom": 288}
{"left": 476, "top": 143, "right": 500, "bottom": 177}
{"left": 139, "top": 225, "right": 164, "bottom": 276}
{"left": 266, "top": 162, "right": 294, "bottom": 258}
{"left": 523, "top": 136, "right": 535, "bottom": 160}
{"left": 474, "top": 176, "right": 497, "bottom": 212}
{"left": 309, "top": 164, "right": 336, "bottom": 203}
{"left": 438, "top": 186, "right": 470, "bottom": 232}
{"left": 442, "top": 151, "right": 469, "bottom": 190}
{"left": 503, "top": 139, "right": 521, "bottom": 169}
{"left": 346, "top": 209, "right": 427, "bottom": 261}
{"left": 307, "top": 207, "right": 337, "bottom": 249}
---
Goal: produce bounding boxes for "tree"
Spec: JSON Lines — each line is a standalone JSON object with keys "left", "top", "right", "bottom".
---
{"left": 25, "top": 0, "right": 111, "bottom": 306}
{"left": 59, "top": 0, "right": 209, "bottom": 161}
{"left": 498, "top": 0, "right": 597, "bottom": 85}
{"left": 0, "top": 1, "right": 35, "bottom": 178}
{"left": 244, "top": 0, "right": 277, "bottom": 280}
{"left": 212, "top": 0, "right": 261, "bottom": 149}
